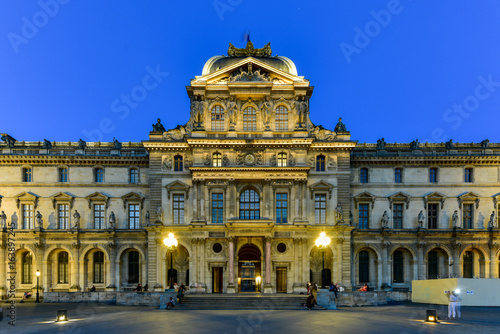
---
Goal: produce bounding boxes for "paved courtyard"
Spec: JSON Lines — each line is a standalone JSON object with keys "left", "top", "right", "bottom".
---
{"left": 1, "top": 302, "right": 499, "bottom": 334}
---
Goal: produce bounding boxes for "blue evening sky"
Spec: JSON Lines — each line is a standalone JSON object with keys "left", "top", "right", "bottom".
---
{"left": 1, "top": 0, "right": 500, "bottom": 144}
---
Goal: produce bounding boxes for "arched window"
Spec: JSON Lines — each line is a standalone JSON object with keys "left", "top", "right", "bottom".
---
{"left": 393, "top": 251, "right": 404, "bottom": 283}
{"left": 22, "top": 252, "right": 32, "bottom": 284}
{"left": 275, "top": 106, "right": 288, "bottom": 131}
{"left": 174, "top": 155, "right": 183, "bottom": 172}
{"left": 427, "top": 251, "right": 438, "bottom": 279}
{"left": 130, "top": 168, "right": 139, "bottom": 183}
{"left": 359, "top": 251, "right": 369, "bottom": 283}
{"left": 316, "top": 155, "right": 325, "bottom": 172}
{"left": 360, "top": 168, "right": 368, "bottom": 183}
{"left": 211, "top": 105, "right": 225, "bottom": 131}
{"left": 93, "top": 251, "right": 104, "bottom": 283}
{"left": 58, "top": 252, "right": 69, "bottom": 284}
{"left": 128, "top": 251, "right": 140, "bottom": 284}
{"left": 243, "top": 106, "right": 256, "bottom": 131}
{"left": 95, "top": 168, "right": 104, "bottom": 183}
{"left": 277, "top": 153, "right": 287, "bottom": 167}
{"left": 239, "top": 188, "right": 260, "bottom": 219}
{"left": 213, "top": 153, "right": 222, "bottom": 167}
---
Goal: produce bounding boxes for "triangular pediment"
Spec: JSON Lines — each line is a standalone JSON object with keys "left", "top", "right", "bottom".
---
{"left": 165, "top": 181, "right": 191, "bottom": 199}
{"left": 309, "top": 180, "right": 334, "bottom": 199}
{"left": 85, "top": 192, "right": 110, "bottom": 208}
{"left": 50, "top": 192, "right": 75, "bottom": 209}
{"left": 493, "top": 193, "right": 500, "bottom": 207}
{"left": 14, "top": 192, "right": 40, "bottom": 208}
{"left": 424, "top": 192, "right": 446, "bottom": 209}
{"left": 388, "top": 192, "right": 411, "bottom": 209}
{"left": 353, "top": 191, "right": 376, "bottom": 208}
{"left": 121, "top": 192, "right": 145, "bottom": 209}
{"left": 457, "top": 191, "right": 481, "bottom": 209}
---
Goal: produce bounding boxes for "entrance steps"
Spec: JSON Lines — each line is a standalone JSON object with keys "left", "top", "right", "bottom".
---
{"left": 176, "top": 294, "right": 327, "bottom": 311}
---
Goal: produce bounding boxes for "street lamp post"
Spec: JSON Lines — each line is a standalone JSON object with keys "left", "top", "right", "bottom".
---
{"left": 35, "top": 270, "right": 40, "bottom": 303}
{"left": 315, "top": 232, "right": 331, "bottom": 289}
{"left": 163, "top": 233, "right": 178, "bottom": 290}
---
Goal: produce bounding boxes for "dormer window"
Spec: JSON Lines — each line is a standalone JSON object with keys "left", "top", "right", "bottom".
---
{"left": 211, "top": 106, "right": 224, "bottom": 131}
{"left": 213, "top": 153, "right": 222, "bottom": 167}
{"left": 277, "top": 153, "right": 287, "bottom": 167}
{"left": 243, "top": 107, "right": 256, "bottom": 131}
{"left": 174, "top": 155, "right": 183, "bottom": 171}
{"left": 275, "top": 106, "right": 288, "bottom": 131}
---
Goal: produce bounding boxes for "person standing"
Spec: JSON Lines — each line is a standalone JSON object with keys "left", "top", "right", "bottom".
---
{"left": 306, "top": 281, "right": 311, "bottom": 295}
{"left": 454, "top": 291, "right": 462, "bottom": 320}
{"left": 312, "top": 282, "right": 318, "bottom": 301}
{"left": 447, "top": 291, "right": 457, "bottom": 319}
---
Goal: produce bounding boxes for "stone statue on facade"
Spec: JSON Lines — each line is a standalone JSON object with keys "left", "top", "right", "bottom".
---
{"left": 488, "top": 211, "right": 496, "bottom": 230}
{"left": 163, "top": 156, "right": 172, "bottom": 170}
{"left": 349, "top": 212, "right": 353, "bottom": 226}
{"left": 334, "top": 205, "right": 343, "bottom": 224}
{"left": 311, "top": 126, "right": 334, "bottom": 141}
{"left": 381, "top": 211, "right": 390, "bottom": 228}
{"left": 78, "top": 139, "right": 86, "bottom": 150}
{"left": 376, "top": 138, "right": 386, "bottom": 150}
{"left": 452, "top": 210, "right": 459, "bottom": 228}
{"left": 113, "top": 138, "right": 122, "bottom": 150}
{"left": 293, "top": 96, "right": 308, "bottom": 129}
{"left": 261, "top": 96, "right": 272, "bottom": 130}
{"left": 164, "top": 125, "right": 187, "bottom": 141}
{"left": 189, "top": 96, "right": 207, "bottom": 130}
{"left": 1, "top": 134, "right": 16, "bottom": 148}
{"left": 0, "top": 211, "right": 6, "bottom": 228}
{"left": 410, "top": 139, "right": 420, "bottom": 150}
{"left": 481, "top": 139, "right": 490, "bottom": 149}
{"left": 227, "top": 41, "right": 272, "bottom": 57}
{"left": 204, "top": 153, "right": 211, "bottom": 166}
{"left": 418, "top": 210, "right": 425, "bottom": 228}
{"left": 227, "top": 96, "right": 238, "bottom": 130}
{"left": 145, "top": 210, "right": 150, "bottom": 226}
{"left": 334, "top": 118, "right": 347, "bottom": 132}
{"left": 43, "top": 139, "right": 52, "bottom": 149}
{"left": 156, "top": 205, "right": 163, "bottom": 223}
{"left": 152, "top": 118, "right": 166, "bottom": 132}
{"left": 222, "top": 154, "right": 230, "bottom": 166}
{"left": 288, "top": 154, "right": 295, "bottom": 166}
{"left": 36, "top": 211, "right": 43, "bottom": 229}
{"left": 445, "top": 139, "right": 454, "bottom": 150}
{"left": 73, "top": 210, "right": 81, "bottom": 230}
{"left": 109, "top": 211, "right": 116, "bottom": 229}
{"left": 270, "top": 154, "right": 277, "bottom": 166}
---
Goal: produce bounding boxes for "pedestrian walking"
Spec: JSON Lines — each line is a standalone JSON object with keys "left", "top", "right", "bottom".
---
{"left": 306, "top": 281, "right": 311, "bottom": 295}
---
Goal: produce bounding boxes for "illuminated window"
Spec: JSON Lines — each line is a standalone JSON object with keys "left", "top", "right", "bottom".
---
{"left": 213, "top": 153, "right": 222, "bottom": 167}
{"left": 277, "top": 153, "right": 287, "bottom": 167}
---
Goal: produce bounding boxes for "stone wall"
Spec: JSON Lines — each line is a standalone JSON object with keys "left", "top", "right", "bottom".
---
{"left": 336, "top": 291, "right": 410, "bottom": 307}
{"left": 43, "top": 292, "right": 177, "bottom": 307}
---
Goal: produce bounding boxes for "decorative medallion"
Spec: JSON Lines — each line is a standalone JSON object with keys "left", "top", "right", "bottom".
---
{"left": 244, "top": 153, "right": 256, "bottom": 166}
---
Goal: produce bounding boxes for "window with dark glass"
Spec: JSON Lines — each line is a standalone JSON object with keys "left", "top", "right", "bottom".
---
{"left": 360, "top": 168, "right": 368, "bottom": 183}
{"left": 429, "top": 168, "right": 438, "bottom": 183}
{"left": 277, "top": 153, "right": 287, "bottom": 167}
{"left": 128, "top": 251, "right": 140, "bottom": 284}
{"left": 212, "top": 193, "right": 223, "bottom": 224}
{"left": 427, "top": 250, "right": 438, "bottom": 279}
{"left": 463, "top": 204, "right": 473, "bottom": 229}
{"left": 393, "top": 250, "right": 404, "bottom": 283}
{"left": 95, "top": 168, "right": 104, "bottom": 183}
{"left": 316, "top": 155, "right": 325, "bottom": 172}
{"left": 58, "top": 204, "right": 69, "bottom": 229}
{"left": 93, "top": 251, "right": 104, "bottom": 283}
{"left": 58, "top": 252, "right": 69, "bottom": 283}
{"left": 427, "top": 204, "right": 438, "bottom": 229}
{"left": 174, "top": 155, "right": 183, "bottom": 171}
{"left": 59, "top": 168, "right": 68, "bottom": 182}
{"left": 359, "top": 250, "right": 369, "bottom": 283}
{"left": 23, "top": 168, "right": 32, "bottom": 182}
{"left": 463, "top": 251, "right": 473, "bottom": 278}
{"left": 464, "top": 168, "right": 473, "bottom": 183}
{"left": 93, "top": 204, "right": 105, "bottom": 229}
{"left": 315, "top": 194, "right": 326, "bottom": 224}
{"left": 22, "top": 252, "right": 32, "bottom": 284}
{"left": 130, "top": 169, "right": 139, "bottom": 183}
{"left": 212, "top": 153, "right": 222, "bottom": 167}
{"left": 276, "top": 193, "right": 288, "bottom": 224}
{"left": 358, "top": 204, "right": 369, "bottom": 229}
{"left": 173, "top": 194, "right": 185, "bottom": 224}
{"left": 239, "top": 189, "right": 260, "bottom": 219}
{"left": 211, "top": 105, "right": 224, "bottom": 131}
{"left": 275, "top": 105, "right": 288, "bottom": 131}
{"left": 394, "top": 168, "right": 402, "bottom": 183}
{"left": 129, "top": 204, "right": 140, "bottom": 229}
{"left": 22, "top": 204, "right": 34, "bottom": 229}
{"left": 243, "top": 106, "right": 257, "bottom": 131}
{"left": 393, "top": 204, "right": 403, "bottom": 229}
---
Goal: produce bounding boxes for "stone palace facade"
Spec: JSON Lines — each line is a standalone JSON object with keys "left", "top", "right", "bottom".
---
{"left": 1, "top": 42, "right": 499, "bottom": 297}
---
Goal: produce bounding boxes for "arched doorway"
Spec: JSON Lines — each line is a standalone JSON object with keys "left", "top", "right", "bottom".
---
{"left": 165, "top": 245, "right": 190, "bottom": 288}
{"left": 310, "top": 247, "right": 333, "bottom": 288}
{"left": 238, "top": 244, "right": 261, "bottom": 292}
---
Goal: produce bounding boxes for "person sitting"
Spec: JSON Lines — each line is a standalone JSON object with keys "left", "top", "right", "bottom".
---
{"left": 22, "top": 291, "right": 32, "bottom": 300}
{"left": 330, "top": 282, "right": 339, "bottom": 298}
{"left": 166, "top": 297, "right": 175, "bottom": 310}
{"left": 143, "top": 284, "right": 149, "bottom": 292}
{"left": 358, "top": 283, "right": 369, "bottom": 292}
{"left": 90, "top": 285, "right": 96, "bottom": 292}
{"left": 306, "top": 295, "right": 316, "bottom": 310}
{"left": 135, "top": 284, "right": 142, "bottom": 292}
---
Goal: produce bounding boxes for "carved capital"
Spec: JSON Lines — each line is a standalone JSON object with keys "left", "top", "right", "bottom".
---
{"left": 488, "top": 241, "right": 499, "bottom": 249}
{"left": 381, "top": 242, "right": 391, "bottom": 249}
{"left": 71, "top": 242, "right": 81, "bottom": 250}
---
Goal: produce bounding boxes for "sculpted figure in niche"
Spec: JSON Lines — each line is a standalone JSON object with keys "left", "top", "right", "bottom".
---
{"left": 222, "top": 154, "right": 230, "bottom": 166}
{"left": 261, "top": 97, "right": 272, "bottom": 130}
{"left": 73, "top": 210, "right": 81, "bottom": 229}
{"left": 334, "top": 205, "right": 343, "bottom": 223}
{"left": 488, "top": 211, "right": 496, "bottom": 230}
{"left": 452, "top": 210, "right": 459, "bottom": 228}
{"left": 156, "top": 205, "right": 163, "bottom": 222}
{"left": 163, "top": 156, "right": 172, "bottom": 170}
{"left": 109, "top": 211, "right": 116, "bottom": 229}
{"left": 293, "top": 96, "right": 308, "bottom": 129}
{"left": 418, "top": 210, "right": 425, "bottom": 228}
{"left": 227, "top": 96, "right": 238, "bottom": 129}
{"left": 36, "top": 211, "right": 43, "bottom": 229}
{"left": 189, "top": 96, "right": 207, "bottom": 130}
{"left": 0, "top": 211, "right": 6, "bottom": 228}
{"left": 381, "top": 211, "right": 390, "bottom": 228}
{"left": 145, "top": 210, "right": 150, "bottom": 226}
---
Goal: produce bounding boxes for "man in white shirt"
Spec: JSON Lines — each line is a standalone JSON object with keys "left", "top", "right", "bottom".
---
{"left": 447, "top": 291, "right": 457, "bottom": 319}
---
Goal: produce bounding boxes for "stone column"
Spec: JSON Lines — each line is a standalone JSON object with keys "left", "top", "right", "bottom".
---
{"left": 106, "top": 243, "right": 117, "bottom": 291}
{"left": 70, "top": 242, "right": 81, "bottom": 291}
{"left": 200, "top": 181, "right": 205, "bottom": 220}
{"left": 417, "top": 242, "right": 425, "bottom": 280}
{"left": 227, "top": 237, "right": 236, "bottom": 293}
{"left": 0, "top": 245, "right": 6, "bottom": 298}
{"left": 452, "top": 243, "right": 461, "bottom": 277}
{"left": 489, "top": 244, "right": 498, "bottom": 278}
{"left": 381, "top": 242, "right": 390, "bottom": 291}
{"left": 229, "top": 180, "right": 236, "bottom": 218}
{"left": 264, "top": 237, "right": 273, "bottom": 293}
{"left": 193, "top": 181, "right": 199, "bottom": 221}
{"left": 301, "top": 181, "right": 306, "bottom": 221}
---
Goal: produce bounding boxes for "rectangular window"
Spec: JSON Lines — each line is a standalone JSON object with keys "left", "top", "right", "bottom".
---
{"left": 130, "top": 169, "right": 139, "bottom": 183}
{"left": 58, "top": 204, "right": 69, "bottom": 229}
{"left": 427, "top": 251, "right": 438, "bottom": 279}
{"left": 129, "top": 204, "right": 140, "bottom": 229}
{"left": 394, "top": 168, "right": 402, "bottom": 183}
{"left": 360, "top": 168, "right": 368, "bottom": 183}
{"left": 276, "top": 193, "right": 288, "bottom": 224}
{"left": 358, "top": 204, "right": 369, "bottom": 229}
{"left": 463, "top": 204, "right": 473, "bottom": 229}
{"left": 212, "top": 193, "right": 224, "bottom": 224}
{"left": 23, "top": 168, "right": 32, "bottom": 182}
{"left": 93, "top": 204, "right": 105, "bottom": 229}
{"left": 427, "top": 204, "right": 438, "bottom": 229}
{"left": 393, "top": 204, "right": 403, "bottom": 229}
{"left": 95, "top": 168, "right": 104, "bottom": 183}
{"left": 314, "top": 194, "right": 326, "bottom": 224}
{"left": 463, "top": 251, "right": 473, "bottom": 278}
{"left": 211, "top": 106, "right": 225, "bottom": 131}
{"left": 429, "top": 168, "right": 438, "bottom": 183}
{"left": 173, "top": 194, "right": 185, "bottom": 224}
{"left": 464, "top": 168, "right": 473, "bottom": 183}
{"left": 58, "top": 253, "right": 69, "bottom": 284}
{"left": 93, "top": 252, "right": 104, "bottom": 283}
{"left": 59, "top": 168, "right": 68, "bottom": 182}
{"left": 243, "top": 107, "right": 257, "bottom": 131}
{"left": 316, "top": 156, "right": 325, "bottom": 172}
{"left": 22, "top": 204, "right": 34, "bottom": 229}
{"left": 393, "top": 251, "right": 404, "bottom": 283}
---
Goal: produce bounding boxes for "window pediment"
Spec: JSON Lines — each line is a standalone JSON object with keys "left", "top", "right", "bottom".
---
{"left": 388, "top": 192, "right": 411, "bottom": 209}
{"left": 354, "top": 191, "right": 376, "bottom": 209}
{"left": 14, "top": 191, "right": 40, "bottom": 208}
{"left": 457, "top": 191, "right": 480, "bottom": 209}
{"left": 423, "top": 192, "right": 446, "bottom": 209}
{"left": 86, "top": 192, "right": 110, "bottom": 209}
{"left": 492, "top": 192, "right": 500, "bottom": 208}
{"left": 309, "top": 180, "right": 334, "bottom": 199}
{"left": 165, "top": 180, "right": 190, "bottom": 199}
{"left": 50, "top": 192, "right": 75, "bottom": 209}
{"left": 121, "top": 192, "right": 145, "bottom": 209}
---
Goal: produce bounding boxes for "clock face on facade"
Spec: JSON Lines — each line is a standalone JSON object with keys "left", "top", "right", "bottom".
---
{"left": 244, "top": 153, "right": 256, "bottom": 166}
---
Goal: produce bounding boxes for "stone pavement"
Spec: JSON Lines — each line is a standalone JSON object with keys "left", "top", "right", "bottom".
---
{"left": 1, "top": 301, "right": 499, "bottom": 334}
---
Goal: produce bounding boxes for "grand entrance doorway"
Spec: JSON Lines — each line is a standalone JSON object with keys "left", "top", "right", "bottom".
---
{"left": 212, "top": 267, "right": 223, "bottom": 293}
{"left": 276, "top": 267, "right": 287, "bottom": 293}
{"left": 238, "top": 244, "right": 261, "bottom": 292}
